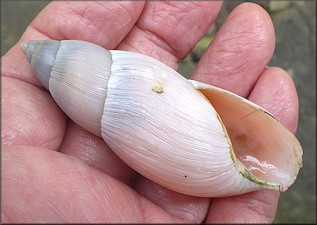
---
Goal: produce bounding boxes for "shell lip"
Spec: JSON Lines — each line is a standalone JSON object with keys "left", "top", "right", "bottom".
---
{"left": 216, "top": 106, "right": 284, "bottom": 192}
{"left": 189, "top": 79, "right": 303, "bottom": 192}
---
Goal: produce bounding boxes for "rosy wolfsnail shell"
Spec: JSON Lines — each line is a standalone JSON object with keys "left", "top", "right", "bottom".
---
{"left": 21, "top": 40, "right": 303, "bottom": 197}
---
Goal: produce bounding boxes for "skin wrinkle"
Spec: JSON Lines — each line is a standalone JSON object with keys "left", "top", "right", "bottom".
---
{"left": 51, "top": 3, "right": 101, "bottom": 41}
{"left": 66, "top": 139, "right": 101, "bottom": 163}
{"left": 33, "top": 105, "right": 64, "bottom": 149}
{"left": 244, "top": 197, "right": 267, "bottom": 217}
{"left": 242, "top": 192, "right": 278, "bottom": 222}
{"left": 133, "top": 178, "right": 209, "bottom": 223}
{"left": 5, "top": 109, "right": 42, "bottom": 146}
{"left": 116, "top": 12, "right": 134, "bottom": 37}
{"left": 250, "top": 202, "right": 273, "bottom": 222}
{"left": 30, "top": 1, "right": 144, "bottom": 47}
{"left": 32, "top": 167, "right": 92, "bottom": 222}
{"left": 137, "top": 26, "right": 177, "bottom": 65}
{"left": 170, "top": 203, "right": 205, "bottom": 223}
{"left": 82, "top": 179, "right": 109, "bottom": 221}
{"left": 155, "top": 0, "right": 208, "bottom": 40}
{"left": 167, "top": 208, "right": 196, "bottom": 223}
{"left": 90, "top": 172, "right": 145, "bottom": 222}
{"left": 74, "top": 128, "right": 100, "bottom": 149}
{"left": 3, "top": 155, "right": 37, "bottom": 221}
{"left": 150, "top": 3, "right": 175, "bottom": 21}
{"left": 68, "top": 7, "right": 102, "bottom": 41}
{"left": 119, "top": 38, "right": 140, "bottom": 52}
{"left": 137, "top": 1, "right": 220, "bottom": 59}
{"left": 93, "top": 2, "right": 144, "bottom": 47}
{"left": 2, "top": 78, "right": 66, "bottom": 149}
{"left": 203, "top": 42, "right": 224, "bottom": 74}
{"left": 39, "top": 127, "right": 64, "bottom": 150}
{"left": 42, "top": 197, "right": 68, "bottom": 223}
{"left": 2, "top": 127, "right": 20, "bottom": 145}
{"left": 122, "top": 192, "right": 145, "bottom": 222}
{"left": 69, "top": 2, "right": 135, "bottom": 42}
{"left": 118, "top": 26, "right": 178, "bottom": 69}
{"left": 136, "top": 21, "right": 180, "bottom": 61}
{"left": 78, "top": 146, "right": 108, "bottom": 171}
{"left": 37, "top": 6, "right": 69, "bottom": 40}
{"left": 136, "top": 196, "right": 148, "bottom": 223}
{"left": 167, "top": 195, "right": 206, "bottom": 223}
{"left": 1, "top": 211, "right": 12, "bottom": 223}
{"left": 137, "top": 196, "right": 184, "bottom": 223}
{"left": 213, "top": 31, "right": 268, "bottom": 72}
{"left": 78, "top": 143, "right": 102, "bottom": 162}
{"left": 208, "top": 198, "right": 269, "bottom": 223}
{"left": 2, "top": 161, "right": 28, "bottom": 188}
{"left": 252, "top": 12, "right": 273, "bottom": 45}
{"left": 162, "top": 1, "right": 194, "bottom": 11}
{"left": 65, "top": 158, "right": 112, "bottom": 222}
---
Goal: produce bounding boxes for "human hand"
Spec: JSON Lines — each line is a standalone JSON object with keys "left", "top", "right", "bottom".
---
{"left": 2, "top": 1, "right": 299, "bottom": 223}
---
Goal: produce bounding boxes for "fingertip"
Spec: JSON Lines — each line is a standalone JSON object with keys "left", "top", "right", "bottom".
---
{"left": 206, "top": 190, "right": 279, "bottom": 223}
{"left": 132, "top": 176, "right": 210, "bottom": 223}
{"left": 28, "top": 1, "right": 145, "bottom": 48}
{"left": 118, "top": 1, "right": 223, "bottom": 69}
{"left": 249, "top": 67, "right": 299, "bottom": 134}
{"left": 191, "top": 2, "right": 275, "bottom": 97}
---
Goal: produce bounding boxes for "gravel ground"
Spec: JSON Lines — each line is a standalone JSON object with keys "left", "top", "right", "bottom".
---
{"left": 1, "top": 1, "right": 316, "bottom": 224}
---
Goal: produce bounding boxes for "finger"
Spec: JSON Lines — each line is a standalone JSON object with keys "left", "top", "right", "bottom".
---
{"left": 205, "top": 190, "right": 279, "bottom": 223}
{"left": 2, "top": 145, "right": 186, "bottom": 223}
{"left": 2, "top": 1, "right": 145, "bottom": 86}
{"left": 27, "top": 1, "right": 145, "bottom": 47}
{"left": 205, "top": 67, "right": 299, "bottom": 223}
{"left": 133, "top": 177, "right": 210, "bottom": 223}
{"left": 248, "top": 67, "right": 299, "bottom": 133}
{"left": 191, "top": 2, "right": 275, "bottom": 97}
{"left": 1, "top": 76, "right": 66, "bottom": 150}
{"left": 118, "top": 1, "right": 223, "bottom": 69}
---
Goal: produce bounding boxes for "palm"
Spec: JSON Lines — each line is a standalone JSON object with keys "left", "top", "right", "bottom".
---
{"left": 2, "top": 1, "right": 299, "bottom": 223}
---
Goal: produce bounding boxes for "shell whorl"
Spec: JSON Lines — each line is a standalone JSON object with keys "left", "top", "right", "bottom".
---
{"left": 22, "top": 40, "right": 112, "bottom": 136}
{"left": 22, "top": 40, "right": 60, "bottom": 90}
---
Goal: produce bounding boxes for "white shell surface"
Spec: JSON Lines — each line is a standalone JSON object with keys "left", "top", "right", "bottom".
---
{"left": 101, "top": 51, "right": 265, "bottom": 197}
{"left": 49, "top": 40, "right": 112, "bottom": 136}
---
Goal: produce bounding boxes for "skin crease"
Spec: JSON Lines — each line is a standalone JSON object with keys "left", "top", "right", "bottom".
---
{"left": 1, "top": 1, "right": 300, "bottom": 223}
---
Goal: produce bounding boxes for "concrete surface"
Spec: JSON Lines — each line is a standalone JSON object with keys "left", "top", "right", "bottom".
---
{"left": 1, "top": 1, "right": 316, "bottom": 224}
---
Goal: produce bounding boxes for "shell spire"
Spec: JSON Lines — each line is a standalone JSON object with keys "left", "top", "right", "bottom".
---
{"left": 22, "top": 40, "right": 112, "bottom": 136}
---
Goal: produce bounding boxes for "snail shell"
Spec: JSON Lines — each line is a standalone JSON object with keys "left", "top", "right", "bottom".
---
{"left": 21, "top": 40, "right": 303, "bottom": 197}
